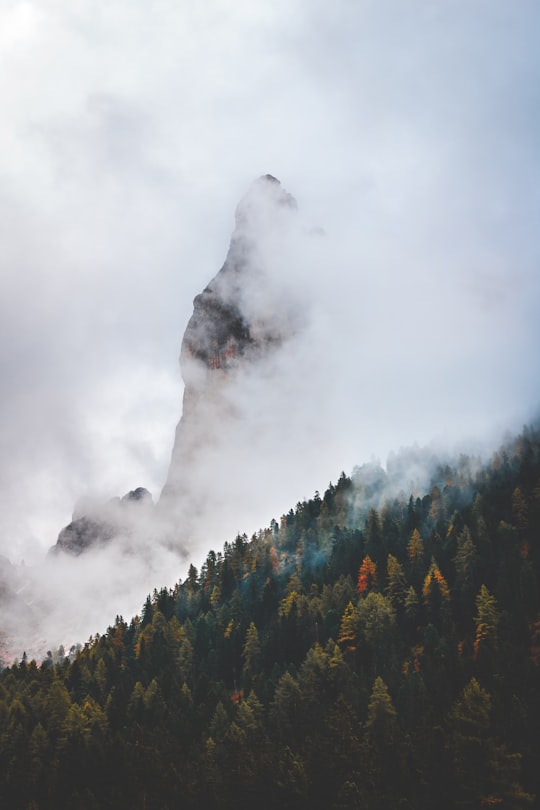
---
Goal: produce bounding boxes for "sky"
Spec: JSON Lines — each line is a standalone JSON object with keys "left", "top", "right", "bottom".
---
{"left": 0, "top": 0, "right": 539, "bottom": 651}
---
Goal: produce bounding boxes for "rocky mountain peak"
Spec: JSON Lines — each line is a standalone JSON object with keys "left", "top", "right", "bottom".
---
{"left": 51, "top": 175, "right": 303, "bottom": 554}
{"left": 233, "top": 174, "right": 297, "bottom": 230}
{"left": 160, "top": 175, "right": 303, "bottom": 524}
{"left": 180, "top": 175, "right": 298, "bottom": 377}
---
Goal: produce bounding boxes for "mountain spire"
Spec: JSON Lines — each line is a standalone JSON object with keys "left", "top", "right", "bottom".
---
{"left": 159, "top": 176, "right": 300, "bottom": 530}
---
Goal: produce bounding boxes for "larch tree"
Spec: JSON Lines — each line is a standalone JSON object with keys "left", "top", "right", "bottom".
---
{"left": 357, "top": 554, "right": 377, "bottom": 596}
{"left": 338, "top": 601, "right": 360, "bottom": 652}
{"left": 473, "top": 584, "right": 499, "bottom": 668}
{"left": 422, "top": 559, "right": 450, "bottom": 626}
{"left": 408, "top": 528, "right": 424, "bottom": 562}
{"left": 407, "top": 528, "right": 426, "bottom": 588}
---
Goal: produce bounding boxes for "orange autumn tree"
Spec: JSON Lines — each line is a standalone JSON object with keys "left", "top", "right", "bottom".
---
{"left": 422, "top": 558, "right": 450, "bottom": 624}
{"left": 357, "top": 554, "right": 377, "bottom": 595}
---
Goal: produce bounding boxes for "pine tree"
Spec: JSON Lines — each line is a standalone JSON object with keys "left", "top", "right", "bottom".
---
{"left": 363, "top": 677, "right": 404, "bottom": 807}
{"left": 448, "top": 678, "right": 530, "bottom": 808}
{"left": 512, "top": 487, "right": 529, "bottom": 532}
{"left": 242, "top": 621, "right": 262, "bottom": 676}
{"left": 365, "top": 676, "right": 398, "bottom": 742}
{"left": 385, "top": 554, "right": 407, "bottom": 608}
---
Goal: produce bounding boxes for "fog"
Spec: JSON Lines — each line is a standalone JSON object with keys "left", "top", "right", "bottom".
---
{"left": 0, "top": 1, "right": 539, "bottom": 658}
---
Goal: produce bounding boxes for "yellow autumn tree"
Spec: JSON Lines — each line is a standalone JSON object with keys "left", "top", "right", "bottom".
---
{"left": 473, "top": 584, "right": 499, "bottom": 666}
{"left": 338, "top": 601, "right": 360, "bottom": 651}
{"left": 408, "top": 528, "right": 424, "bottom": 561}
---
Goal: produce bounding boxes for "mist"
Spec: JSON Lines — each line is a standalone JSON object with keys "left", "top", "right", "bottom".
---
{"left": 1, "top": 1, "right": 539, "bottom": 659}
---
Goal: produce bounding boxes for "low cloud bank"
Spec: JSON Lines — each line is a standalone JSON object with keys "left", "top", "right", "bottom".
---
{"left": 1, "top": 173, "right": 537, "bottom": 661}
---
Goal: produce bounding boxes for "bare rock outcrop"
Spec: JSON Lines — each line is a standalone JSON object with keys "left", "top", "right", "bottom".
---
{"left": 50, "top": 487, "right": 153, "bottom": 556}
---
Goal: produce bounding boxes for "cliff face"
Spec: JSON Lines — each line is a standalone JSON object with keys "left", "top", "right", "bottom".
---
{"left": 159, "top": 175, "right": 302, "bottom": 531}
{"left": 181, "top": 174, "right": 298, "bottom": 373}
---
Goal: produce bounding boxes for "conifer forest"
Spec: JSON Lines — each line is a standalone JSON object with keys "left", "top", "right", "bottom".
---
{"left": 1, "top": 427, "right": 540, "bottom": 809}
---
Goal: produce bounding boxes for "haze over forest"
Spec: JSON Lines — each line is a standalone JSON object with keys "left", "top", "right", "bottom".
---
{"left": 0, "top": 1, "right": 539, "bottom": 656}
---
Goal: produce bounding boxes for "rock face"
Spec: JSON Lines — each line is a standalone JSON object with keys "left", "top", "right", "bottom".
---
{"left": 159, "top": 174, "right": 302, "bottom": 531}
{"left": 53, "top": 516, "right": 116, "bottom": 557}
{"left": 50, "top": 487, "right": 153, "bottom": 556}
{"left": 179, "top": 174, "right": 297, "bottom": 375}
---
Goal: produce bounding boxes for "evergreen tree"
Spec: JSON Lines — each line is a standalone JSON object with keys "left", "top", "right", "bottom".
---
{"left": 385, "top": 554, "right": 407, "bottom": 609}
{"left": 473, "top": 584, "right": 500, "bottom": 671}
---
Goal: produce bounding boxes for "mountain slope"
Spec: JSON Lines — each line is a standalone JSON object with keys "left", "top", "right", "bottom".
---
{"left": 1, "top": 427, "right": 539, "bottom": 809}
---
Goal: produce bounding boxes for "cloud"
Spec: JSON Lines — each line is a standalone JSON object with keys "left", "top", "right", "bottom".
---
{"left": 0, "top": 0, "right": 539, "bottom": 655}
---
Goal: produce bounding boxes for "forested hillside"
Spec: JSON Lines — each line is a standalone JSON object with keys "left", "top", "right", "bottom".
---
{"left": 1, "top": 428, "right": 540, "bottom": 809}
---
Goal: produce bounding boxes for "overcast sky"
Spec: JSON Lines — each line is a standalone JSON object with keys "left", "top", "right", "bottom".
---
{"left": 1, "top": 0, "right": 539, "bottom": 571}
